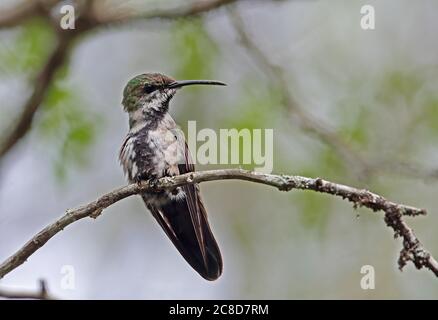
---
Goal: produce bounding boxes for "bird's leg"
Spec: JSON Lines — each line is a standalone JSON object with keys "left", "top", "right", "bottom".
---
{"left": 136, "top": 172, "right": 163, "bottom": 193}
{"left": 148, "top": 174, "right": 160, "bottom": 189}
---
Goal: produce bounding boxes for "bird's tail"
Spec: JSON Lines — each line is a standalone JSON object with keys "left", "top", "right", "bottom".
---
{"left": 145, "top": 196, "right": 222, "bottom": 281}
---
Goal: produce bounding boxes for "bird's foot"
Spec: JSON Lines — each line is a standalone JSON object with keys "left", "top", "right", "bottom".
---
{"left": 135, "top": 173, "right": 164, "bottom": 193}
{"left": 135, "top": 172, "right": 153, "bottom": 185}
{"left": 148, "top": 176, "right": 160, "bottom": 189}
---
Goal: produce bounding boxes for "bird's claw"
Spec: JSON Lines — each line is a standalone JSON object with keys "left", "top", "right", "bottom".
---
{"left": 148, "top": 176, "right": 160, "bottom": 188}
{"left": 135, "top": 172, "right": 151, "bottom": 186}
{"left": 135, "top": 173, "right": 163, "bottom": 193}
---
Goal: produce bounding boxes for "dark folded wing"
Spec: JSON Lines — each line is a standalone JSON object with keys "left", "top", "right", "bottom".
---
{"left": 143, "top": 140, "right": 222, "bottom": 280}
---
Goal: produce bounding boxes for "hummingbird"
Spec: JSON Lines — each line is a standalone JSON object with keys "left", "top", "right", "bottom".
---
{"left": 119, "top": 73, "right": 226, "bottom": 281}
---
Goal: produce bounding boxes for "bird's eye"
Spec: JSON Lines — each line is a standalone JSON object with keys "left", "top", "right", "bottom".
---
{"left": 143, "top": 84, "right": 156, "bottom": 94}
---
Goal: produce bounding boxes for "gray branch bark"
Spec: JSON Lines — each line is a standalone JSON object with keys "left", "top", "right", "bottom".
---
{"left": 0, "top": 169, "right": 436, "bottom": 280}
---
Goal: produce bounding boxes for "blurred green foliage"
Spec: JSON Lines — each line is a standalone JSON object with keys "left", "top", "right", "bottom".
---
{"left": 227, "top": 81, "right": 282, "bottom": 130}
{"left": 222, "top": 81, "right": 282, "bottom": 171}
{"left": 295, "top": 191, "right": 332, "bottom": 231}
{"left": 171, "top": 18, "right": 218, "bottom": 81}
{"left": 0, "top": 18, "right": 99, "bottom": 181}
{"left": 170, "top": 18, "right": 220, "bottom": 125}
{"left": 38, "top": 70, "right": 100, "bottom": 181}
{"left": 423, "top": 97, "right": 438, "bottom": 134}
{"left": 378, "top": 70, "right": 422, "bottom": 104}
{"left": 290, "top": 147, "right": 343, "bottom": 230}
{"left": 0, "top": 18, "right": 54, "bottom": 73}
{"left": 338, "top": 104, "right": 369, "bottom": 147}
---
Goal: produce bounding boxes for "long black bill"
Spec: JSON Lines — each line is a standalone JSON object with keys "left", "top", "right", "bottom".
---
{"left": 167, "top": 80, "right": 227, "bottom": 89}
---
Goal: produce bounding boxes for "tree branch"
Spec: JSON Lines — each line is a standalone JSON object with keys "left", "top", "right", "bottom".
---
{"left": 0, "top": 35, "right": 73, "bottom": 159}
{"left": 0, "top": 279, "right": 54, "bottom": 300}
{"left": 2, "top": 0, "right": 436, "bottom": 183}
{"left": 0, "top": 0, "right": 245, "bottom": 161}
{"left": 228, "top": 9, "right": 372, "bottom": 177}
{"left": 0, "top": 169, "right": 436, "bottom": 280}
{"left": 96, "top": 0, "right": 240, "bottom": 26}
{"left": 0, "top": 1, "right": 44, "bottom": 28}
{"left": 228, "top": 8, "right": 438, "bottom": 182}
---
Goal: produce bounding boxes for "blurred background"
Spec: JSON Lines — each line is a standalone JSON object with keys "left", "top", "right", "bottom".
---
{"left": 0, "top": 0, "right": 438, "bottom": 299}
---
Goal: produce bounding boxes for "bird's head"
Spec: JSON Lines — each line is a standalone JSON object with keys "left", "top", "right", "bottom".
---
{"left": 122, "top": 73, "right": 226, "bottom": 113}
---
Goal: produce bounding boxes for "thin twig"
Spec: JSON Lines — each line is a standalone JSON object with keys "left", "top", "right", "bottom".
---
{"left": 0, "top": 169, "right": 435, "bottom": 280}
{"left": 228, "top": 9, "right": 371, "bottom": 176}
{"left": 0, "top": 35, "right": 73, "bottom": 159}
{"left": 96, "top": 0, "right": 240, "bottom": 25}
{"left": 228, "top": 8, "right": 438, "bottom": 182}
{"left": 0, "top": 0, "right": 244, "bottom": 161}
{"left": 0, "top": 0, "right": 45, "bottom": 28}
{"left": 0, "top": 279, "right": 54, "bottom": 300}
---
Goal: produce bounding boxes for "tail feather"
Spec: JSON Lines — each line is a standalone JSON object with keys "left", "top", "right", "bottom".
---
{"left": 144, "top": 196, "right": 222, "bottom": 281}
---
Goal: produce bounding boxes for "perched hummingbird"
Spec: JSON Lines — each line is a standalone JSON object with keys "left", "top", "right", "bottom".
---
{"left": 119, "top": 73, "right": 226, "bottom": 280}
